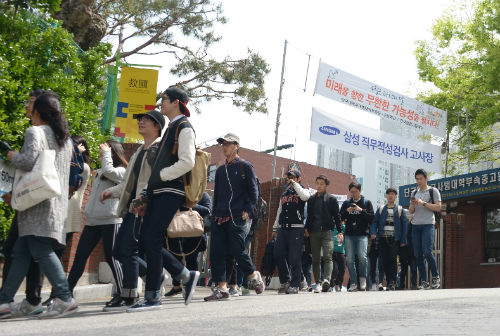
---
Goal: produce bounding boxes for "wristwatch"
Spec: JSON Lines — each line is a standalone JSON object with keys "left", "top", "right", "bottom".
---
{"left": 423, "top": 202, "right": 427, "bottom": 207}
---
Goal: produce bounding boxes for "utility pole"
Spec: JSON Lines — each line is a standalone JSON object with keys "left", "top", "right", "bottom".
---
{"left": 272, "top": 40, "right": 288, "bottom": 179}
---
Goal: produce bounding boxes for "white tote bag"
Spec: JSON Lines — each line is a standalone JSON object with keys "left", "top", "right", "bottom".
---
{"left": 11, "top": 127, "right": 62, "bottom": 211}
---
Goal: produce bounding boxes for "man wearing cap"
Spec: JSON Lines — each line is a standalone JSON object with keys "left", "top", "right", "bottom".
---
{"left": 100, "top": 110, "right": 164, "bottom": 311}
{"left": 204, "top": 133, "right": 265, "bottom": 301}
{"left": 124, "top": 87, "right": 200, "bottom": 311}
{"left": 272, "top": 169, "right": 310, "bottom": 294}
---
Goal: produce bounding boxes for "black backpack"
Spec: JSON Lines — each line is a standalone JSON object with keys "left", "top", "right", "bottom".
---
{"left": 260, "top": 239, "right": 276, "bottom": 286}
{"left": 412, "top": 187, "right": 441, "bottom": 227}
{"left": 68, "top": 139, "right": 84, "bottom": 198}
{"left": 240, "top": 161, "right": 267, "bottom": 232}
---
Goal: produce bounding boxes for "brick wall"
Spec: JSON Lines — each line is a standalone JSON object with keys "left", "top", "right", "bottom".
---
{"left": 445, "top": 213, "right": 465, "bottom": 288}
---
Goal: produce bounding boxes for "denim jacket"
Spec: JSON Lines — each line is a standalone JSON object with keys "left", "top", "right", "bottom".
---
{"left": 370, "top": 205, "right": 408, "bottom": 245}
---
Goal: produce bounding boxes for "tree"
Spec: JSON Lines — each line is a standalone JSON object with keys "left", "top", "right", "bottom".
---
{"left": 55, "top": 0, "right": 270, "bottom": 113}
{"left": 414, "top": 0, "right": 500, "bottom": 172}
{"left": 0, "top": 6, "right": 110, "bottom": 248}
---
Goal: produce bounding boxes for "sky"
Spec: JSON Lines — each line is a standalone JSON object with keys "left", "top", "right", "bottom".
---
{"left": 124, "top": 0, "right": 455, "bottom": 169}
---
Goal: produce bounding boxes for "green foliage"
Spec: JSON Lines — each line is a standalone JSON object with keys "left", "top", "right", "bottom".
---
{"left": 96, "top": 0, "right": 270, "bottom": 113}
{"left": 2, "top": 0, "right": 61, "bottom": 15}
{"left": 0, "top": 8, "right": 110, "bottom": 247}
{"left": 415, "top": 0, "right": 500, "bottom": 172}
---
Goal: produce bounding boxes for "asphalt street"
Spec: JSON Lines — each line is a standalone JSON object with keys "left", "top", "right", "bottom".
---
{"left": 2, "top": 287, "right": 499, "bottom": 336}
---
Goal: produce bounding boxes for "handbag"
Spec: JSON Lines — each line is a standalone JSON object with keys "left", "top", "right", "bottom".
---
{"left": 11, "top": 127, "right": 62, "bottom": 211}
{"left": 167, "top": 208, "right": 204, "bottom": 238}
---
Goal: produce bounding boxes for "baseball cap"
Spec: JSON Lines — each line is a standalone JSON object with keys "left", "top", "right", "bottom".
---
{"left": 164, "top": 87, "right": 190, "bottom": 117}
{"left": 134, "top": 110, "right": 165, "bottom": 129}
{"left": 217, "top": 133, "right": 240, "bottom": 145}
{"left": 287, "top": 169, "right": 301, "bottom": 178}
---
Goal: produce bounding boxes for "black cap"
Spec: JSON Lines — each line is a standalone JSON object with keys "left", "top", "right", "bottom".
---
{"left": 134, "top": 110, "right": 165, "bottom": 130}
{"left": 164, "top": 87, "right": 190, "bottom": 117}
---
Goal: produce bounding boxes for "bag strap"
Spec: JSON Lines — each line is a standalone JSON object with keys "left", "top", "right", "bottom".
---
{"left": 429, "top": 187, "right": 435, "bottom": 204}
{"left": 36, "top": 126, "right": 49, "bottom": 150}
{"left": 166, "top": 236, "right": 203, "bottom": 257}
{"left": 172, "top": 120, "right": 188, "bottom": 155}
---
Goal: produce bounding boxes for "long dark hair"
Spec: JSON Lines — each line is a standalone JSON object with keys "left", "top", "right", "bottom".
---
{"left": 71, "top": 135, "right": 90, "bottom": 164}
{"left": 106, "top": 140, "right": 128, "bottom": 168}
{"left": 32, "top": 91, "right": 69, "bottom": 147}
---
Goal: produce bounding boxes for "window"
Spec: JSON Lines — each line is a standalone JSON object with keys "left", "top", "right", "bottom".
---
{"left": 207, "top": 164, "right": 216, "bottom": 182}
{"left": 485, "top": 206, "right": 500, "bottom": 262}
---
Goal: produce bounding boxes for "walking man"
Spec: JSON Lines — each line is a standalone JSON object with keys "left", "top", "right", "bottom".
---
{"left": 204, "top": 133, "right": 265, "bottom": 301}
{"left": 409, "top": 169, "right": 441, "bottom": 290}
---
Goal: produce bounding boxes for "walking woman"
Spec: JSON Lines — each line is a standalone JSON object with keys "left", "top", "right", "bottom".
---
{"left": 0, "top": 91, "right": 77, "bottom": 319}
{"left": 66, "top": 141, "right": 127, "bottom": 304}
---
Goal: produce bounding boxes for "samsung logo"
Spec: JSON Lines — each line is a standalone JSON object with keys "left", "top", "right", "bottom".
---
{"left": 319, "top": 125, "right": 340, "bottom": 135}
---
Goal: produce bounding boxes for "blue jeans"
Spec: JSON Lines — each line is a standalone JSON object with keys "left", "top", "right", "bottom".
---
{"left": 344, "top": 235, "right": 368, "bottom": 285}
{"left": 236, "top": 231, "right": 254, "bottom": 288}
{"left": 412, "top": 224, "right": 439, "bottom": 282}
{"left": 210, "top": 217, "right": 255, "bottom": 283}
{"left": 0, "top": 236, "right": 71, "bottom": 304}
{"left": 140, "top": 193, "right": 189, "bottom": 301}
{"left": 113, "top": 213, "right": 147, "bottom": 298}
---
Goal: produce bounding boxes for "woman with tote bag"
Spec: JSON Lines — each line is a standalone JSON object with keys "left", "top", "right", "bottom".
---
{"left": 0, "top": 91, "right": 77, "bottom": 319}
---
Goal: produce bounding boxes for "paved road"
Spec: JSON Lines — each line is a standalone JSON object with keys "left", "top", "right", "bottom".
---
{"left": 2, "top": 287, "right": 499, "bottom": 336}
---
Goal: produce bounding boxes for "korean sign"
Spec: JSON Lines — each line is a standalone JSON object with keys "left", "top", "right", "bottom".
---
{"left": 399, "top": 168, "right": 500, "bottom": 206}
{"left": 114, "top": 67, "right": 159, "bottom": 140}
{"left": 314, "top": 62, "right": 447, "bottom": 138}
{"left": 0, "top": 157, "right": 15, "bottom": 201}
{"left": 310, "top": 107, "right": 442, "bottom": 172}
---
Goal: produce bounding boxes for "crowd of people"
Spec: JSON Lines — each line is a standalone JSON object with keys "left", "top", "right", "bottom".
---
{"left": 0, "top": 86, "right": 442, "bottom": 319}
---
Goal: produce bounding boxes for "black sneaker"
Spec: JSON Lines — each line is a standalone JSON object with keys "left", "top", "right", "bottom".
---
{"left": 164, "top": 287, "right": 183, "bottom": 297}
{"left": 183, "top": 271, "right": 200, "bottom": 306}
{"left": 105, "top": 294, "right": 122, "bottom": 307}
{"left": 103, "top": 297, "right": 137, "bottom": 312}
{"left": 321, "top": 280, "right": 330, "bottom": 292}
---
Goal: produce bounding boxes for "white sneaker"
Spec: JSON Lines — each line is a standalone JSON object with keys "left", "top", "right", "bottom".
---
{"left": 38, "top": 298, "right": 79, "bottom": 319}
{"left": 11, "top": 299, "right": 43, "bottom": 317}
{"left": 0, "top": 303, "right": 13, "bottom": 319}
{"left": 312, "top": 284, "right": 321, "bottom": 293}
{"left": 371, "top": 283, "right": 377, "bottom": 291}
{"left": 241, "top": 287, "right": 250, "bottom": 296}
{"left": 360, "top": 278, "right": 367, "bottom": 291}
{"left": 377, "top": 283, "right": 384, "bottom": 291}
{"left": 348, "top": 283, "right": 358, "bottom": 292}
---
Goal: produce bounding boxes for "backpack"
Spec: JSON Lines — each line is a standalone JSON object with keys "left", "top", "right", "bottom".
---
{"left": 68, "top": 139, "right": 84, "bottom": 198}
{"left": 240, "top": 162, "right": 267, "bottom": 232}
{"left": 173, "top": 121, "right": 211, "bottom": 205}
{"left": 411, "top": 187, "right": 441, "bottom": 228}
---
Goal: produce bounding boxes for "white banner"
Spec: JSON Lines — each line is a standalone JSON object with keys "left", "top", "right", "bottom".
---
{"left": 0, "top": 157, "right": 15, "bottom": 201}
{"left": 310, "top": 107, "right": 442, "bottom": 172}
{"left": 314, "top": 62, "right": 447, "bottom": 138}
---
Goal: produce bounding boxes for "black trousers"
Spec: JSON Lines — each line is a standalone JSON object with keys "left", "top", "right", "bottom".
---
{"left": 368, "top": 239, "right": 384, "bottom": 285}
{"left": 67, "top": 224, "right": 123, "bottom": 294}
{"left": 398, "top": 244, "right": 417, "bottom": 288}
{"left": 167, "top": 237, "right": 201, "bottom": 286}
{"left": 1, "top": 214, "right": 43, "bottom": 305}
{"left": 331, "top": 252, "right": 346, "bottom": 287}
{"left": 274, "top": 227, "right": 304, "bottom": 288}
{"left": 379, "top": 237, "right": 399, "bottom": 286}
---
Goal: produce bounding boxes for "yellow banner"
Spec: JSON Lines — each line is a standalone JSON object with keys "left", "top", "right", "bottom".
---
{"left": 114, "top": 67, "right": 159, "bottom": 140}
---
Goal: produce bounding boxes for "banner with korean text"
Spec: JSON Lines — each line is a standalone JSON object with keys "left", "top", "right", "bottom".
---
{"left": 114, "top": 67, "right": 159, "bottom": 140}
{"left": 314, "top": 62, "right": 447, "bottom": 138}
{"left": 310, "top": 107, "right": 442, "bottom": 172}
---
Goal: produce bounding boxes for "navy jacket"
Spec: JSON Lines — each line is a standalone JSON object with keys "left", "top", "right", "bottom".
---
{"left": 370, "top": 205, "right": 408, "bottom": 245}
{"left": 212, "top": 158, "right": 258, "bottom": 218}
